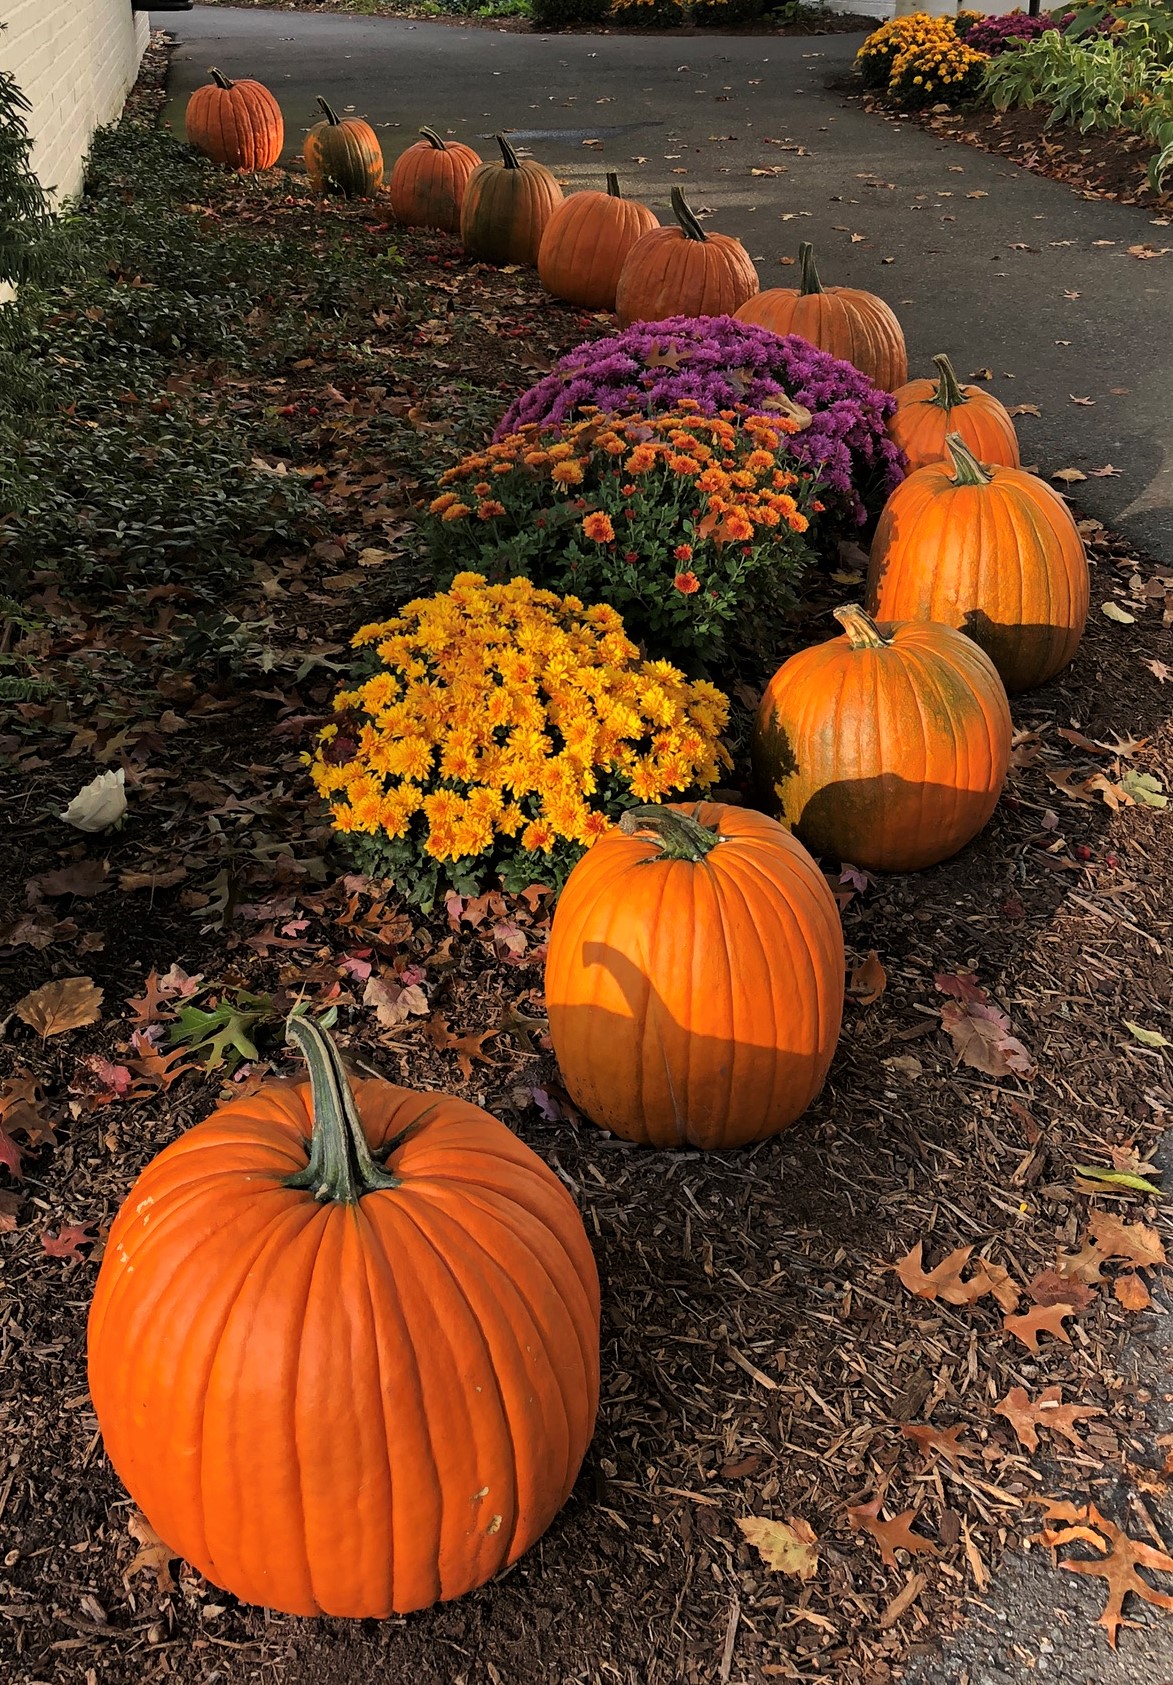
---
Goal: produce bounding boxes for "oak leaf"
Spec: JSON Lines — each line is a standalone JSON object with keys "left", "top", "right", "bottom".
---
{"left": 1030, "top": 1267, "right": 1096, "bottom": 1311}
{"left": 1056, "top": 1238, "right": 1109, "bottom": 1284}
{"left": 1114, "top": 1273, "right": 1152, "bottom": 1312}
{"left": 14, "top": 976, "right": 103, "bottom": 1037}
{"left": 902, "top": 1423, "right": 975, "bottom": 1471}
{"left": 1004, "top": 1302, "right": 1075, "bottom": 1353}
{"left": 890, "top": 1242, "right": 1014, "bottom": 1308}
{"left": 995, "top": 1385, "right": 1103, "bottom": 1453}
{"left": 42, "top": 1223, "right": 95, "bottom": 1260}
{"left": 737, "top": 1516, "right": 819, "bottom": 1581}
{"left": 1088, "top": 1211, "right": 1166, "bottom": 1270}
{"left": 123, "top": 1510, "right": 179, "bottom": 1594}
{"left": 848, "top": 951, "right": 887, "bottom": 1006}
{"left": 1039, "top": 1502, "right": 1173, "bottom": 1648}
{"left": 847, "top": 1497, "right": 938, "bottom": 1568}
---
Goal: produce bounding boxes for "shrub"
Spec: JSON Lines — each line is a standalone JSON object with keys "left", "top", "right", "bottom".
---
{"left": 856, "top": 14, "right": 962, "bottom": 88}
{"left": 889, "top": 33, "right": 988, "bottom": 104}
{"left": 427, "top": 408, "right": 817, "bottom": 666}
{"left": 497, "top": 315, "right": 904, "bottom": 529}
{"left": 607, "top": 0, "right": 689, "bottom": 24}
{"left": 309, "top": 574, "right": 732, "bottom": 906}
{"left": 530, "top": 0, "right": 609, "bottom": 25}
{"left": 693, "top": 0, "right": 766, "bottom": 26}
{"left": 966, "top": 11, "right": 1062, "bottom": 54}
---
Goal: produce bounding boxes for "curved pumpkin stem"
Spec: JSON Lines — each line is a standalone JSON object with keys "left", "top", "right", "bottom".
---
{"left": 797, "top": 241, "right": 824, "bottom": 297}
{"left": 283, "top": 1014, "right": 400, "bottom": 1203}
{"left": 209, "top": 67, "right": 234, "bottom": 90}
{"left": 606, "top": 171, "right": 622, "bottom": 198}
{"left": 929, "top": 354, "right": 968, "bottom": 412}
{"left": 420, "top": 126, "right": 448, "bottom": 150}
{"left": 619, "top": 803, "right": 720, "bottom": 861}
{"left": 316, "top": 97, "right": 342, "bottom": 126}
{"left": 834, "top": 603, "right": 892, "bottom": 650}
{"left": 496, "top": 133, "right": 522, "bottom": 170}
{"left": 945, "top": 431, "right": 992, "bottom": 488}
{"left": 670, "top": 187, "right": 708, "bottom": 243}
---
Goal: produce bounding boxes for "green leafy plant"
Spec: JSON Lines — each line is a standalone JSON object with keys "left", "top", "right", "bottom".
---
{"left": 0, "top": 39, "right": 53, "bottom": 291}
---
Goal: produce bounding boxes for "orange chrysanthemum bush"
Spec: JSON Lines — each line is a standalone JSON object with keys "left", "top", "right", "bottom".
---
{"left": 310, "top": 574, "right": 732, "bottom": 906}
{"left": 427, "top": 406, "right": 818, "bottom": 667}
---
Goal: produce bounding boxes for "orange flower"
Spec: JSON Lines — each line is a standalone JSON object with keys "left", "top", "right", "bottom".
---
{"left": 441, "top": 502, "right": 472, "bottom": 522}
{"left": 673, "top": 544, "right": 693, "bottom": 562}
{"left": 477, "top": 500, "right": 506, "bottom": 520}
{"left": 582, "top": 512, "right": 616, "bottom": 543}
{"left": 552, "top": 460, "right": 585, "bottom": 486}
{"left": 673, "top": 572, "right": 700, "bottom": 595}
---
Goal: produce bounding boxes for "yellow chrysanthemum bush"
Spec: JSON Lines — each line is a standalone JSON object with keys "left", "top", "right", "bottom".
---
{"left": 310, "top": 574, "right": 732, "bottom": 906}
{"left": 857, "top": 11, "right": 987, "bottom": 103}
{"left": 427, "top": 406, "right": 818, "bottom": 669}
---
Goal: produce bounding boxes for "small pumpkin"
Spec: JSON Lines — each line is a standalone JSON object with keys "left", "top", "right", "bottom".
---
{"left": 538, "top": 173, "right": 659, "bottom": 312}
{"left": 185, "top": 67, "right": 284, "bottom": 173}
{"left": 867, "top": 433, "right": 1089, "bottom": 693}
{"left": 754, "top": 604, "right": 1012, "bottom": 873}
{"left": 734, "top": 241, "right": 907, "bottom": 390}
{"left": 88, "top": 1015, "right": 600, "bottom": 1618}
{"left": 545, "top": 803, "right": 844, "bottom": 1151}
{"left": 389, "top": 127, "right": 482, "bottom": 233}
{"left": 460, "top": 133, "right": 564, "bottom": 267}
{"left": 304, "top": 97, "right": 383, "bottom": 199}
{"left": 614, "top": 188, "right": 759, "bottom": 328}
{"left": 889, "top": 353, "right": 1020, "bottom": 472}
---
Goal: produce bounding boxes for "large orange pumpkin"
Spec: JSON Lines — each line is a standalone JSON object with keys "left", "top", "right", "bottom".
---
{"left": 185, "top": 68, "right": 283, "bottom": 173}
{"left": 389, "top": 128, "right": 482, "bottom": 233}
{"left": 734, "top": 242, "right": 907, "bottom": 391}
{"left": 538, "top": 173, "right": 659, "bottom": 312}
{"left": 889, "top": 354, "right": 1020, "bottom": 472}
{"left": 460, "top": 134, "right": 563, "bottom": 267}
{"left": 867, "top": 433, "right": 1089, "bottom": 693}
{"left": 88, "top": 1016, "right": 600, "bottom": 1618}
{"left": 304, "top": 97, "right": 383, "bottom": 199}
{"left": 614, "top": 188, "right": 759, "bottom": 328}
{"left": 754, "top": 604, "right": 1012, "bottom": 873}
{"left": 545, "top": 803, "right": 844, "bottom": 1151}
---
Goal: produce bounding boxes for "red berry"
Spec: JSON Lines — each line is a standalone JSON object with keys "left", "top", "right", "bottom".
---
{"left": 1075, "top": 844, "right": 1093, "bottom": 861}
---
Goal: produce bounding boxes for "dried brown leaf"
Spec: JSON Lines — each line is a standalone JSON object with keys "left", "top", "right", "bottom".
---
{"left": 995, "top": 1385, "right": 1103, "bottom": 1453}
{"left": 1004, "top": 1302, "right": 1076, "bottom": 1353}
{"left": 847, "top": 1497, "right": 938, "bottom": 1568}
{"left": 14, "top": 976, "right": 103, "bottom": 1037}
{"left": 738, "top": 1516, "right": 819, "bottom": 1580}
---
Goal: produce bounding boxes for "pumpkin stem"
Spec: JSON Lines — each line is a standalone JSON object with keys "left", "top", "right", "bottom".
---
{"left": 606, "top": 171, "right": 621, "bottom": 199}
{"left": 209, "top": 67, "right": 234, "bottom": 90}
{"left": 797, "top": 242, "right": 824, "bottom": 297}
{"left": 316, "top": 97, "right": 342, "bottom": 126}
{"left": 929, "top": 354, "right": 968, "bottom": 412}
{"left": 670, "top": 187, "right": 708, "bottom": 243}
{"left": 834, "top": 603, "right": 892, "bottom": 650}
{"left": 283, "top": 1014, "right": 400, "bottom": 1203}
{"left": 496, "top": 133, "right": 522, "bottom": 170}
{"left": 945, "top": 431, "right": 992, "bottom": 488}
{"left": 618, "top": 803, "right": 720, "bottom": 862}
{"left": 420, "top": 126, "right": 448, "bottom": 150}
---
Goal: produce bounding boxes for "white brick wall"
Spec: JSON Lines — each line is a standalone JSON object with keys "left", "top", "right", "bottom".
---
{"left": 0, "top": 0, "right": 147, "bottom": 205}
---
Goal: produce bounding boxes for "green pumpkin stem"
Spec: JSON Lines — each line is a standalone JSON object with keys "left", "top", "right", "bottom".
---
{"left": 420, "top": 127, "right": 448, "bottom": 150}
{"left": 929, "top": 354, "right": 968, "bottom": 412}
{"left": 316, "top": 97, "right": 342, "bottom": 126}
{"left": 834, "top": 603, "right": 892, "bottom": 650}
{"left": 606, "top": 171, "right": 621, "bottom": 198}
{"left": 670, "top": 187, "right": 708, "bottom": 243}
{"left": 798, "top": 241, "right": 824, "bottom": 296}
{"left": 619, "top": 803, "right": 720, "bottom": 862}
{"left": 209, "top": 67, "right": 234, "bottom": 90}
{"left": 945, "top": 431, "right": 992, "bottom": 487}
{"left": 496, "top": 133, "right": 522, "bottom": 170}
{"left": 283, "top": 1014, "right": 400, "bottom": 1203}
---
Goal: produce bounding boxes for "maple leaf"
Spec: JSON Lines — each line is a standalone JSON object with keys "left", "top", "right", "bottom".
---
{"left": 938, "top": 991, "right": 1034, "bottom": 1079}
{"left": 1041, "top": 1503, "right": 1173, "bottom": 1648}
{"left": 123, "top": 1510, "right": 179, "bottom": 1594}
{"left": 902, "top": 1423, "right": 975, "bottom": 1471}
{"left": 42, "top": 1223, "right": 95, "bottom": 1260}
{"left": 14, "top": 976, "right": 103, "bottom": 1037}
{"left": 364, "top": 975, "right": 429, "bottom": 1031}
{"left": 1088, "top": 1211, "right": 1166, "bottom": 1270}
{"left": 848, "top": 951, "right": 887, "bottom": 1006}
{"left": 1004, "top": 1302, "right": 1076, "bottom": 1353}
{"left": 995, "top": 1386, "right": 1103, "bottom": 1453}
{"left": 737, "top": 1516, "right": 819, "bottom": 1580}
{"left": 847, "top": 1497, "right": 938, "bottom": 1568}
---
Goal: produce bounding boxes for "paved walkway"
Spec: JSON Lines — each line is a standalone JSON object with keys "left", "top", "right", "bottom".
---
{"left": 163, "top": 6, "right": 1173, "bottom": 562}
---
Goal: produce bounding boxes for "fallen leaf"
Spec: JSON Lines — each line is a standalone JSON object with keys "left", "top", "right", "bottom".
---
{"left": 60, "top": 768, "right": 127, "bottom": 833}
{"left": 1088, "top": 1211, "right": 1166, "bottom": 1269}
{"left": 848, "top": 951, "right": 887, "bottom": 1006}
{"left": 1088, "top": 464, "right": 1123, "bottom": 477}
{"left": 1056, "top": 1238, "right": 1109, "bottom": 1284}
{"left": 31, "top": 860, "right": 109, "bottom": 898}
{"left": 123, "top": 1510, "right": 178, "bottom": 1594}
{"left": 13, "top": 976, "right": 103, "bottom": 1037}
{"left": 1030, "top": 1267, "right": 1096, "bottom": 1311}
{"left": 995, "top": 1386, "right": 1103, "bottom": 1453}
{"left": 847, "top": 1498, "right": 938, "bottom": 1568}
{"left": 738, "top": 1516, "right": 819, "bottom": 1580}
{"left": 42, "top": 1223, "right": 95, "bottom": 1260}
{"left": 1075, "top": 1163, "right": 1162, "bottom": 1196}
{"left": 1040, "top": 1502, "right": 1173, "bottom": 1647}
{"left": 1004, "top": 1302, "right": 1075, "bottom": 1353}
{"left": 882, "top": 1054, "right": 923, "bottom": 1080}
{"left": 1007, "top": 403, "right": 1042, "bottom": 417}
{"left": 1114, "top": 1273, "right": 1151, "bottom": 1312}
{"left": 1052, "top": 467, "right": 1088, "bottom": 485}
{"left": 1125, "top": 1022, "right": 1172, "bottom": 1050}
{"left": 902, "top": 1423, "right": 975, "bottom": 1471}
{"left": 1102, "top": 602, "right": 1136, "bottom": 624}
{"left": 364, "top": 975, "right": 428, "bottom": 1030}
{"left": 939, "top": 995, "right": 1034, "bottom": 1079}
{"left": 1120, "top": 771, "right": 1167, "bottom": 808}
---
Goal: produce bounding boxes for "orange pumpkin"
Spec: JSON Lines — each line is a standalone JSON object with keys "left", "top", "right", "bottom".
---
{"left": 389, "top": 127, "right": 482, "bottom": 233}
{"left": 867, "top": 433, "right": 1089, "bottom": 693}
{"left": 754, "top": 604, "right": 1012, "bottom": 873}
{"left": 304, "top": 97, "right": 383, "bottom": 199}
{"left": 538, "top": 173, "right": 659, "bottom": 312}
{"left": 734, "top": 242, "right": 907, "bottom": 390}
{"left": 545, "top": 803, "right": 844, "bottom": 1150}
{"left": 87, "top": 1016, "right": 600, "bottom": 1618}
{"left": 460, "top": 134, "right": 563, "bottom": 267}
{"left": 185, "top": 68, "right": 283, "bottom": 173}
{"left": 889, "top": 354, "right": 1020, "bottom": 472}
{"left": 614, "top": 188, "right": 759, "bottom": 328}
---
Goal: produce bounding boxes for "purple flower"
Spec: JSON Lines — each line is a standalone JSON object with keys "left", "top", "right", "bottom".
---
{"left": 965, "top": 11, "right": 1066, "bottom": 53}
{"left": 497, "top": 315, "right": 905, "bottom": 526}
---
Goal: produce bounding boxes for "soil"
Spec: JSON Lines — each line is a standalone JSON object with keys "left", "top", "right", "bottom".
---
{"left": 3, "top": 33, "right": 1173, "bottom": 1685}
{"left": 192, "top": 0, "right": 882, "bottom": 36}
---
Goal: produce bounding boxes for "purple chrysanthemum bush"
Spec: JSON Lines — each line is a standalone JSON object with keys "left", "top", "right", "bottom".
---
{"left": 496, "top": 315, "right": 906, "bottom": 529}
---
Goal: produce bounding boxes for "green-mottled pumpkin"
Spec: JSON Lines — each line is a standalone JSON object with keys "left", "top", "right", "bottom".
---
{"left": 304, "top": 98, "right": 383, "bottom": 199}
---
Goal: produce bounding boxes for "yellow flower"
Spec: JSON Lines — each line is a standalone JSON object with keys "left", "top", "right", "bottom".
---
{"left": 442, "top": 502, "right": 472, "bottom": 522}
{"left": 552, "top": 460, "right": 585, "bottom": 486}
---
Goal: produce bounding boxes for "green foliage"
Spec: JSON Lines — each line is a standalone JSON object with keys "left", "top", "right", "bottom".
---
{"left": 0, "top": 40, "right": 53, "bottom": 290}
{"left": 530, "top": 0, "right": 609, "bottom": 24}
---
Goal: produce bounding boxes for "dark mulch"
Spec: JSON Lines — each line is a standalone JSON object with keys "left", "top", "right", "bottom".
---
{"left": 2, "top": 36, "right": 1173, "bottom": 1685}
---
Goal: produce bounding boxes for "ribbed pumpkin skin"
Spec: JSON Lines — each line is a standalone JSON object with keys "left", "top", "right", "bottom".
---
{"left": 389, "top": 132, "right": 482, "bottom": 233}
{"left": 754, "top": 612, "right": 1012, "bottom": 873}
{"left": 867, "top": 451, "right": 1089, "bottom": 694}
{"left": 615, "top": 225, "right": 758, "bottom": 327}
{"left": 545, "top": 803, "right": 844, "bottom": 1150}
{"left": 889, "top": 358, "right": 1020, "bottom": 472}
{"left": 538, "top": 186, "right": 659, "bottom": 312}
{"left": 304, "top": 106, "right": 383, "bottom": 199}
{"left": 185, "top": 72, "right": 283, "bottom": 173}
{"left": 736, "top": 287, "right": 907, "bottom": 390}
{"left": 460, "top": 139, "right": 563, "bottom": 267}
{"left": 87, "top": 1079, "right": 600, "bottom": 1618}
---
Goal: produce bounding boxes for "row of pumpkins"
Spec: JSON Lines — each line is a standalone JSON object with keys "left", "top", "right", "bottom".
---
{"left": 89, "top": 69, "right": 1093, "bottom": 1626}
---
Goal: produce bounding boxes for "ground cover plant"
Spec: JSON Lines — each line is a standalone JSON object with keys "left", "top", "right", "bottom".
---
{"left": 2, "top": 33, "right": 1173, "bottom": 1685}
